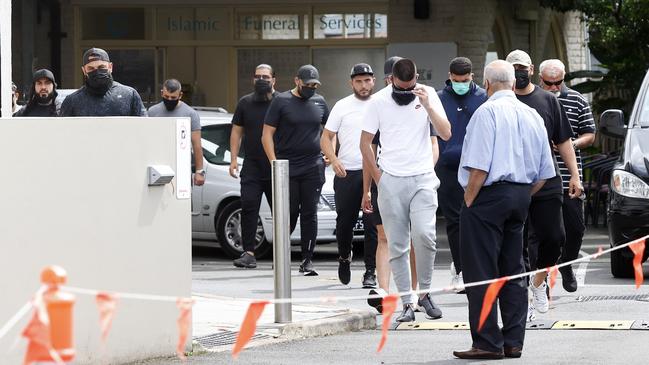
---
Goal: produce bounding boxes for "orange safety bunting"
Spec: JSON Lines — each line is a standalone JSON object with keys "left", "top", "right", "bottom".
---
{"left": 176, "top": 298, "right": 194, "bottom": 361}
{"left": 232, "top": 300, "right": 269, "bottom": 359}
{"left": 629, "top": 238, "right": 646, "bottom": 289}
{"left": 594, "top": 246, "right": 604, "bottom": 259}
{"left": 376, "top": 294, "right": 398, "bottom": 353}
{"left": 95, "top": 292, "right": 118, "bottom": 342}
{"left": 548, "top": 266, "right": 558, "bottom": 290}
{"left": 478, "top": 277, "right": 509, "bottom": 333}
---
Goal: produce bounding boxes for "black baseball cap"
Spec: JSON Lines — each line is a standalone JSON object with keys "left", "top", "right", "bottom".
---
{"left": 384, "top": 56, "right": 402, "bottom": 78}
{"left": 32, "top": 69, "right": 57, "bottom": 87}
{"left": 82, "top": 48, "right": 110, "bottom": 65}
{"left": 297, "top": 65, "right": 321, "bottom": 85}
{"left": 350, "top": 63, "right": 374, "bottom": 78}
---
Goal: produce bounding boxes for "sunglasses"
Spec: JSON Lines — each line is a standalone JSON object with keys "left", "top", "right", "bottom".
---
{"left": 392, "top": 85, "right": 416, "bottom": 95}
{"left": 542, "top": 79, "right": 564, "bottom": 87}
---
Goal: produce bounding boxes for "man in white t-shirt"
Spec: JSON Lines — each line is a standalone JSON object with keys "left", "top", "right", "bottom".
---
{"left": 360, "top": 58, "right": 451, "bottom": 322}
{"left": 321, "top": 63, "right": 378, "bottom": 288}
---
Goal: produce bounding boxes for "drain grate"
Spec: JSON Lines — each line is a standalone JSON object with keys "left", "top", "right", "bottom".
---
{"left": 576, "top": 294, "right": 649, "bottom": 302}
{"left": 194, "top": 331, "right": 271, "bottom": 348}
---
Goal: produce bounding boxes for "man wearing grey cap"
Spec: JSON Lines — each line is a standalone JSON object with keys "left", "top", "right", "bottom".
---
{"left": 60, "top": 47, "right": 146, "bottom": 117}
{"left": 320, "top": 63, "right": 378, "bottom": 287}
{"left": 262, "top": 65, "right": 330, "bottom": 275}
{"left": 506, "top": 49, "right": 582, "bottom": 318}
{"left": 14, "top": 69, "right": 60, "bottom": 117}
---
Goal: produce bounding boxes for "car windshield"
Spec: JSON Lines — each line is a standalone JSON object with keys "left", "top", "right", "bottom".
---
{"left": 201, "top": 124, "right": 244, "bottom": 165}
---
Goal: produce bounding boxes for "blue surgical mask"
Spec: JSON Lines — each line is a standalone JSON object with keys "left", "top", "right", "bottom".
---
{"left": 451, "top": 81, "right": 471, "bottom": 96}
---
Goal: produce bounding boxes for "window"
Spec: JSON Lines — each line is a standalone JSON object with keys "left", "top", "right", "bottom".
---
{"left": 106, "top": 49, "right": 156, "bottom": 104}
{"left": 81, "top": 8, "right": 150, "bottom": 40}
{"left": 201, "top": 124, "right": 244, "bottom": 165}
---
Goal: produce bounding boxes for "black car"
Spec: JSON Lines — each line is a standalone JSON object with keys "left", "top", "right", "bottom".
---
{"left": 600, "top": 72, "right": 649, "bottom": 278}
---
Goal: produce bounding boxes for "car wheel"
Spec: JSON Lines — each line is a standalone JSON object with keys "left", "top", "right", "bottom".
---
{"left": 215, "top": 200, "right": 271, "bottom": 259}
{"left": 610, "top": 248, "right": 635, "bottom": 278}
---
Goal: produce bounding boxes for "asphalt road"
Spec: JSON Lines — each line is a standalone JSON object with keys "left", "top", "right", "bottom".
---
{"left": 134, "top": 222, "right": 649, "bottom": 364}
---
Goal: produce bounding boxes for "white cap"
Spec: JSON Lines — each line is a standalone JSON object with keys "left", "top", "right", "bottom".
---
{"left": 506, "top": 50, "right": 532, "bottom": 67}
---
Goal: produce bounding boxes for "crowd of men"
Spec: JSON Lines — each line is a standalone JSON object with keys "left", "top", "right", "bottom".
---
{"left": 229, "top": 49, "right": 594, "bottom": 360}
{"left": 10, "top": 46, "right": 595, "bottom": 360}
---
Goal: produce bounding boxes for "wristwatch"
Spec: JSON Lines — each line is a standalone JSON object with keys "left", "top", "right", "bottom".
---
{"left": 196, "top": 169, "right": 206, "bottom": 176}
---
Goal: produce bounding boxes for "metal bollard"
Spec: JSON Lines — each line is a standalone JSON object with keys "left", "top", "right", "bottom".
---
{"left": 272, "top": 160, "right": 292, "bottom": 323}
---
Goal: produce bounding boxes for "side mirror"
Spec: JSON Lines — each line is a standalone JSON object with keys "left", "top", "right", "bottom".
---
{"left": 599, "top": 109, "right": 626, "bottom": 139}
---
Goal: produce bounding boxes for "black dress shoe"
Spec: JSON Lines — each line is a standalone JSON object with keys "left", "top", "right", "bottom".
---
{"left": 504, "top": 346, "right": 522, "bottom": 358}
{"left": 453, "top": 347, "right": 504, "bottom": 360}
{"left": 395, "top": 304, "right": 415, "bottom": 322}
{"left": 559, "top": 265, "right": 578, "bottom": 292}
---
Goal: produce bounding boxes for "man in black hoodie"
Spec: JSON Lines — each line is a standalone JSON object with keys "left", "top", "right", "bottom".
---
{"left": 60, "top": 48, "right": 146, "bottom": 117}
{"left": 436, "top": 57, "right": 487, "bottom": 292}
{"left": 14, "top": 69, "right": 60, "bottom": 117}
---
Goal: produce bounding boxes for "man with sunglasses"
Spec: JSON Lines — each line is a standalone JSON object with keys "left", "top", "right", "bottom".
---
{"left": 230, "top": 64, "right": 277, "bottom": 269}
{"left": 263, "top": 65, "right": 329, "bottom": 276}
{"left": 506, "top": 50, "right": 583, "bottom": 318}
{"left": 360, "top": 58, "right": 451, "bottom": 322}
{"left": 538, "top": 59, "right": 595, "bottom": 292}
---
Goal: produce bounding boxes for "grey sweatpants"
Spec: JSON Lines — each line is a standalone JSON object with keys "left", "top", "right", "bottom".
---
{"left": 377, "top": 171, "right": 439, "bottom": 305}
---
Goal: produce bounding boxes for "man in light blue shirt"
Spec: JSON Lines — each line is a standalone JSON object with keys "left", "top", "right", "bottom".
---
{"left": 453, "top": 60, "right": 555, "bottom": 361}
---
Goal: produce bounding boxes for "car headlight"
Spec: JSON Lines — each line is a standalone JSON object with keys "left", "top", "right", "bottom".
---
{"left": 317, "top": 195, "right": 333, "bottom": 211}
{"left": 612, "top": 170, "right": 649, "bottom": 199}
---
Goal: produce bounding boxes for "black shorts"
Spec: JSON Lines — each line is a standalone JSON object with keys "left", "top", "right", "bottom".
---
{"left": 371, "top": 181, "right": 382, "bottom": 225}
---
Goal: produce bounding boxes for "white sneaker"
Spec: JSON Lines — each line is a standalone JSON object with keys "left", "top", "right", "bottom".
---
{"left": 527, "top": 302, "right": 537, "bottom": 322}
{"left": 530, "top": 279, "right": 549, "bottom": 313}
{"left": 451, "top": 271, "right": 465, "bottom": 292}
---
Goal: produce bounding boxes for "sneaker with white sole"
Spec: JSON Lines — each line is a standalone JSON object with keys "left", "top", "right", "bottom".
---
{"left": 451, "top": 271, "right": 465, "bottom": 293}
{"left": 530, "top": 279, "right": 549, "bottom": 313}
{"left": 527, "top": 302, "right": 537, "bottom": 322}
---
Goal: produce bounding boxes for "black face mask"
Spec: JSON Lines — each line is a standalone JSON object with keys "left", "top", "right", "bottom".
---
{"left": 391, "top": 85, "right": 417, "bottom": 105}
{"left": 298, "top": 85, "right": 316, "bottom": 99}
{"left": 254, "top": 79, "right": 272, "bottom": 95}
{"left": 85, "top": 68, "right": 113, "bottom": 95}
{"left": 514, "top": 69, "right": 531, "bottom": 89}
{"left": 163, "top": 98, "right": 179, "bottom": 111}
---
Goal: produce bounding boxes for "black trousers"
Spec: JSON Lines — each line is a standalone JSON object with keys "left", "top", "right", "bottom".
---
{"left": 460, "top": 183, "right": 531, "bottom": 353}
{"left": 436, "top": 164, "right": 464, "bottom": 274}
{"left": 560, "top": 192, "right": 586, "bottom": 263}
{"left": 333, "top": 170, "right": 377, "bottom": 271}
{"left": 524, "top": 194, "right": 565, "bottom": 271}
{"left": 240, "top": 160, "right": 272, "bottom": 253}
{"left": 290, "top": 165, "right": 325, "bottom": 261}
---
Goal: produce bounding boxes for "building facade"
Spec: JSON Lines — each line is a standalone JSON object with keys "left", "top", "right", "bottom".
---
{"left": 10, "top": 0, "right": 588, "bottom": 111}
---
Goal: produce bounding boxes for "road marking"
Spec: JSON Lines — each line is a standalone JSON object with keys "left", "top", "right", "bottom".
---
{"left": 551, "top": 320, "right": 634, "bottom": 330}
{"left": 576, "top": 249, "right": 591, "bottom": 288}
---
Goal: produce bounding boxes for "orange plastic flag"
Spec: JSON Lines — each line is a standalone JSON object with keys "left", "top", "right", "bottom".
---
{"left": 96, "top": 292, "right": 118, "bottom": 342}
{"left": 176, "top": 298, "right": 194, "bottom": 361}
{"left": 548, "top": 266, "right": 558, "bottom": 290}
{"left": 629, "top": 238, "right": 646, "bottom": 289}
{"left": 232, "top": 301, "right": 269, "bottom": 359}
{"left": 594, "top": 246, "right": 604, "bottom": 259}
{"left": 478, "top": 277, "right": 509, "bottom": 332}
{"left": 376, "top": 294, "right": 398, "bottom": 353}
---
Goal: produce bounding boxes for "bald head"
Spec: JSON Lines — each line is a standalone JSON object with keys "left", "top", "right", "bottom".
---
{"left": 484, "top": 60, "right": 515, "bottom": 96}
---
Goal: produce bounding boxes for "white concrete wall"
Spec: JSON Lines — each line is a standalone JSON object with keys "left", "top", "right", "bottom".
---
{"left": 0, "top": 117, "right": 191, "bottom": 364}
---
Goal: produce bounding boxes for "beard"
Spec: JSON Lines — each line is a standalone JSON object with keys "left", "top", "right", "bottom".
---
{"left": 353, "top": 89, "right": 372, "bottom": 100}
{"left": 36, "top": 92, "right": 54, "bottom": 104}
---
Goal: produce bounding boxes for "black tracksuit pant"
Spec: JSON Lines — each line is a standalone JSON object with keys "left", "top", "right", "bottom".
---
{"left": 524, "top": 193, "right": 565, "bottom": 271}
{"left": 240, "top": 159, "right": 272, "bottom": 253}
{"left": 436, "top": 164, "right": 464, "bottom": 274}
{"left": 560, "top": 192, "right": 586, "bottom": 263}
{"left": 333, "top": 170, "right": 377, "bottom": 271}
{"left": 460, "top": 183, "right": 531, "bottom": 353}
{"left": 290, "top": 165, "right": 325, "bottom": 261}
